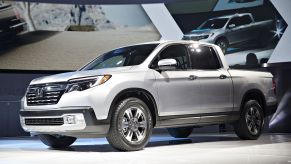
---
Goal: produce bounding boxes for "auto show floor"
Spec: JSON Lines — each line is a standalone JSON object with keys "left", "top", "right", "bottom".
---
{"left": 0, "top": 133, "right": 291, "bottom": 164}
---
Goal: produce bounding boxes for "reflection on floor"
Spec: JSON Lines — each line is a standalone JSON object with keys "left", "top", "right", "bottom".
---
{"left": 0, "top": 133, "right": 291, "bottom": 164}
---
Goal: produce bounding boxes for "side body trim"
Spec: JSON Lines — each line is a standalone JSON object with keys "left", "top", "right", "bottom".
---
{"left": 156, "top": 111, "right": 239, "bottom": 128}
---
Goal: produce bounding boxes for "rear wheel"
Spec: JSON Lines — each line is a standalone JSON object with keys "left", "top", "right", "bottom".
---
{"left": 106, "top": 97, "right": 153, "bottom": 151}
{"left": 167, "top": 127, "right": 194, "bottom": 138}
{"left": 234, "top": 100, "right": 264, "bottom": 140}
{"left": 38, "top": 134, "right": 76, "bottom": 148}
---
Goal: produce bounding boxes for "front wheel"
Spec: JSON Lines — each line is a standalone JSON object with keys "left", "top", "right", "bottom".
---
{"left": 215, "top": 38, "right": 229, "bottom": 54}
{"left": 106, "top": 97, "right": 153, "bottom": 151}
{"left": 38, "top": 134, "right": 76, "bottom": 148}
{"left": 234, "top": 100, "right": 264, "bottom": 140}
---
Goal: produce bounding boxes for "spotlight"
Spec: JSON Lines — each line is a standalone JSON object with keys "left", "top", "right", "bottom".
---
{"left": 271, "top": 18, "right": 286, "bottom": 39}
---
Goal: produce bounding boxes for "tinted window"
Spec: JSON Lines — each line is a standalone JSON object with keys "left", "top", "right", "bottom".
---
{"left": 228, "top": 17, "right": 240, "bottom": 27}
{"left": 151, "top": 44, "right": 190, "bottom": 70}
{"left": 198, "top": 18, "right": 228, "bottom": 30}
{"left": 82, "top": 44, "right": 158, "bottom": 70}
{"left": 240, "top": 15, "right": 252, "bottom": 25}
{"left": 228, "top": 15, "right": 252, "bottom": 27}
{"left": 188, "top": 45, "right": 221, "bottom": 70}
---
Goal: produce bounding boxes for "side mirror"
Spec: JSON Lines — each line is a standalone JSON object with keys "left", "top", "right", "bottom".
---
{"left": 228, "top": 24, "right": 236, "bottom": 29}
{"left": 157, "top": 59, "right": 177, "bottom": 71}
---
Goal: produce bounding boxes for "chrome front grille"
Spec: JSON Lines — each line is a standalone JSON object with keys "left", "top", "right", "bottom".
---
{"left": 26, "top": 83, "right": 67, "bottom": 106}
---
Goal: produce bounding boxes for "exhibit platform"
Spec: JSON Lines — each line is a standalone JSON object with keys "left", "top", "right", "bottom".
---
{"left": 0, "top": 133, "right": 290, "bottom": 164}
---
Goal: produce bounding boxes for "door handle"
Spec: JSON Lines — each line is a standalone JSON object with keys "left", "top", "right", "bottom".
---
{"left": 219, "top": 74, "right": 227, "bottom": 79}
{"left": 189, "top": 75, "right": 198, "bottom": 80}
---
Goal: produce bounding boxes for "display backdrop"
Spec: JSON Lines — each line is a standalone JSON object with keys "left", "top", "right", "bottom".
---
{"left": 166, "top": 0, "right": 286, "bottom": 68}
{"left": 0, "top": 0, "right": 288, "bottom": 70}
{"left": 0, "top": 2, "right": 160, "bottom": 70}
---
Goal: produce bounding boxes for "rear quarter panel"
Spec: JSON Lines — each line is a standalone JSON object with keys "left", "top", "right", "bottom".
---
{"left": 228, "top": 69, "right": 276, "bottom": 112}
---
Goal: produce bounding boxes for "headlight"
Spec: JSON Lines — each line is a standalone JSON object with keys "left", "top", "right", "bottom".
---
{"left": 66, "top": 75, "right": 111, "bottom": 93}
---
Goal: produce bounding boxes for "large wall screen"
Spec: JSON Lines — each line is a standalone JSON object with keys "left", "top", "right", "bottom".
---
{"left": 166, "top": 0, "right": 287, "bottom": 69}
{"left": 0, "top": 2, "right": 160, "bottom": 70}
{"left": 0, "top": 0, "right": 287, "bottom": 70}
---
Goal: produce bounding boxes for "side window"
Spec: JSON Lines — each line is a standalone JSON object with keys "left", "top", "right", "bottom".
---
{"left": 240, "top": 15, "right": 252, "bottom": 26}
{"left": 151, "top": 44, "right": 190, "bottom": 70}
{"left": 228, "top": 17, "right": 240, "bottom": 28}
{"left": 188, "top": 45, "right": 221, "bottom": 70}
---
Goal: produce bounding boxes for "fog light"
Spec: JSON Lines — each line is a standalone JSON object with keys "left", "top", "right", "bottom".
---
{"left": 64, "top": 115, "right": 76, "bottom": 124}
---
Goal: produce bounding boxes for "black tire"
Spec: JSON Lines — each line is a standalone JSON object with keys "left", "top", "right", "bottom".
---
{"left": 234, "top": 100, "right": 264, "bottom": 140}
{"left": 215, "top": 38, "right": 229, "bottom": 54}
{"left": 106, "top": 97, "right": 153, "bottom": 151}
{"left": 167, "top": 127, "right": 193, "bottom": 138}
{"left": 38, "top": 134, "right": 76, "bottom": 148}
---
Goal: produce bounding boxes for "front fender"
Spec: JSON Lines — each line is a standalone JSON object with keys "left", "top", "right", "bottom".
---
{"left": 88, "top": 70, "right": 158, "bottom": 120}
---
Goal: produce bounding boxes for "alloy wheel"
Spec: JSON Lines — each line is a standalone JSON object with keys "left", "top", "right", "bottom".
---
{"left": 245, "top": 106, "right": 262, "bottom": 135}
{"left": 217, "top": 40, "right": 227, "bottom": 54}
{"left": 120, "top": 106, "right": 147, "bottom": 144}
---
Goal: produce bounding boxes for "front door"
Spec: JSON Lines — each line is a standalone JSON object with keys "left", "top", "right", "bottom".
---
{"left": 150, "top": 44, "right": 201, "bottom": 120}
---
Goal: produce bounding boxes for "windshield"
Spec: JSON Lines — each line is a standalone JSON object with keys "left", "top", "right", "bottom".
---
{"left": 81, "top": 44, "right": 159, "bottom": 70}
{"left": 198, "top": 18, "right": 228, "bottom": 30}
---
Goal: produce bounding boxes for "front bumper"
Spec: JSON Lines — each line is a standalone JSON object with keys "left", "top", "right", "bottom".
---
{"left": 19, "top": 107, "right": 109, "bottom": 137}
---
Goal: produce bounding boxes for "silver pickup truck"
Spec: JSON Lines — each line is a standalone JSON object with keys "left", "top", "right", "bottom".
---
{"left": 20, "top": 40, "right": 277, "bottom": 151}
{"left": 183, "top": 13, "right": 273, "bottom": 53}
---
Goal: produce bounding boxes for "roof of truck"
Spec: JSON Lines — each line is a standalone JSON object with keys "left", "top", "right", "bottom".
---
{"left": 114, "top": 40, "right": 216, "bottom": 52}
{"left": 211, "top": 13, "right": 252, "bottom": 19}
{"left": 132, "top": 40, "right": 207, "bottom": 46}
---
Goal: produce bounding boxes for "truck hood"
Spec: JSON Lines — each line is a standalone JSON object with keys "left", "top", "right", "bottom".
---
{"left": 185, "top": 29, "right": 215, "bottom": 36}
{"left": 30, "top": 66, "right": 133, "bottom": 85}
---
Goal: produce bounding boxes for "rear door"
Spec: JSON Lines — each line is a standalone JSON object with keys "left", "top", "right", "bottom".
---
{"left": 187, "top": 44, "right": 233, "bottom": 119}
{"left": 239, "top": 15, "right": 259, "bottom": 41}
{"left": 226, "top": 15, "right": 254, "bottom": 45}
{"left": 236, "top": 15, "right": 255, "bottom": 43}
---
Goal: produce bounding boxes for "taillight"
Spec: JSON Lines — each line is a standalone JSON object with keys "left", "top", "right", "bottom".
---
{"left": 272, "top": 78, "right": 276, "bottom": 95}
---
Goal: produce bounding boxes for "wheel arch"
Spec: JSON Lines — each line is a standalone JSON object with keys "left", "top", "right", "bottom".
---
{"left": 215, "top": 36, "right": 228, "bottom": 44}
{"left": 240, "top": 89, "right": 266, "bottom": 116}
{"left": 108, "top": 88, "right": 159, "bottom": 126}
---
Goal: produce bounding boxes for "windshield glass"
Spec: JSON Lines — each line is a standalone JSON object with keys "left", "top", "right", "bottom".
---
{"left": 198, "top": 18, "right": 228, "bottom": 30}
{"left": 81, "top": 44, "right": 159, "bottom": 70}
